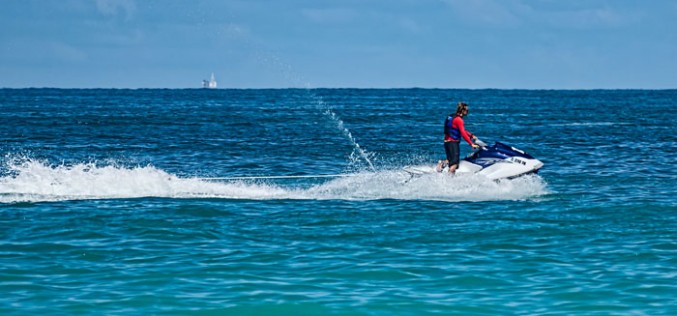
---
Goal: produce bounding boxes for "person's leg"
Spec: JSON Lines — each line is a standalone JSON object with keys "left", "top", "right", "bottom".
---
{"left": 447, "top": 141, "right": 460, "bottom": 173}
{"left": 441, "top": 142, "right": 454, "bottom": 172}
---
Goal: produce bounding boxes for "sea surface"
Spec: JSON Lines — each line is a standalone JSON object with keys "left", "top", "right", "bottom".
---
{"left": 1, "top": 88, "right": 675, "bottom": 315}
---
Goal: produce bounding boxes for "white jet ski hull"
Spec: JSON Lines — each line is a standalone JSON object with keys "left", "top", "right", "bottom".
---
{"left": 403, "top": 141, "right": 543, "bottom": 181}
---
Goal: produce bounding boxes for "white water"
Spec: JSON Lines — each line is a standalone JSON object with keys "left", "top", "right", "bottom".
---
{"left": 0, "top": 159, "right": 548, "bottom": 203}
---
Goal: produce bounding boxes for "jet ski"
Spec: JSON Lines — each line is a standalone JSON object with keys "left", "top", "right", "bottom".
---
{"left": 403, "top": 140, "right": 544, "bottom": 181}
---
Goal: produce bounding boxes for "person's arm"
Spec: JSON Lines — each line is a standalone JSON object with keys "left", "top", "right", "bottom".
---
{"left": 457, "top": 119, "right": 474, "bottom": 146}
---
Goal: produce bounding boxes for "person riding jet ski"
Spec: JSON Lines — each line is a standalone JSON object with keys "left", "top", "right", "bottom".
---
{"left": 437, "top": 102, "right": 479, "bottom": 173}
{"left": 402, "top": 101, "right": 543, "bottom": 180}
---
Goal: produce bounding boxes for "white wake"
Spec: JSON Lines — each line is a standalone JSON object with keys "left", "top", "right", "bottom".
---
{"left": 0, "top": 159, "right": 548, "bottom": 203}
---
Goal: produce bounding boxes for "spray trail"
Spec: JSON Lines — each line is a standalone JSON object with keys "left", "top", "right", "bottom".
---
{"left": 264, "top": 54, "right": 377, "bottom": 170}
{"left": 243, "top": 37, "right": 376, "bottom": 171}
{"left": 312, "top": 95, "right": 376, "bottom": 171}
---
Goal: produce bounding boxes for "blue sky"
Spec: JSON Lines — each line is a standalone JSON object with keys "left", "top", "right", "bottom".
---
{"left": 1, "top": 0, "right": 676, "bottom": 89}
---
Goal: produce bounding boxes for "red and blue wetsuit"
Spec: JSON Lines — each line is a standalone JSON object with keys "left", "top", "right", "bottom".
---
{"left": 444, "top": 115, "right": 474, "bottom": 145}
{"left": 443, "top": 115, "right": 474, "bottom": 165}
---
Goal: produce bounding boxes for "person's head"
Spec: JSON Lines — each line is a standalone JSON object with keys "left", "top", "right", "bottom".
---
{"left": 455, "top": 102, "right": 469, "bottom": 117}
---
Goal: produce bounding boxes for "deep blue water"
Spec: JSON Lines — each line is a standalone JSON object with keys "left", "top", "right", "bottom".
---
{"left": 1, "top": 88, "right": 676, "bottom": 315}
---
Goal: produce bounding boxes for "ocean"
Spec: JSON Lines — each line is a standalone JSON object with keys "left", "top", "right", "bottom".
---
{"left": 1, "top": 88, "right": 675, "bottom": 315}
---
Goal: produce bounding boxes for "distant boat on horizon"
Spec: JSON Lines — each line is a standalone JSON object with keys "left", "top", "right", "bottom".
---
{"left": 202, "top": 73, "right": 217, "bottom": 89}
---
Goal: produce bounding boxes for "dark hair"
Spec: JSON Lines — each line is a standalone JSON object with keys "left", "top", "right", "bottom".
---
{"left": 455, "top": 102, "right": 468, "bottom": 117}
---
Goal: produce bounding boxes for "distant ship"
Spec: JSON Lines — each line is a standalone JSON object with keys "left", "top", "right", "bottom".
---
{"left": 202, "top": 73, "right": 217, "bottom": 89}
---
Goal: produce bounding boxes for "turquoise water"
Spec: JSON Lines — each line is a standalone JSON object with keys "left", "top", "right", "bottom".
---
{"left": 1, "top": 89, "right": 676, "bottom": 315}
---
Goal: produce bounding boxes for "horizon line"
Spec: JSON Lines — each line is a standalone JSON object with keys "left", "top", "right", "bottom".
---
{"left": 2, "top": 86, "right": 676, "bottom": 91}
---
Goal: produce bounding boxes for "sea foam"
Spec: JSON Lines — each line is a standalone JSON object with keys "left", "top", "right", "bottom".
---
{"left": 0, "top": 159, "right": 548, "bottom": 203}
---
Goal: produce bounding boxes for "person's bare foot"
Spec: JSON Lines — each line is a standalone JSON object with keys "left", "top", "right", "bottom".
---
{"left": 435, "top": 160, "right": 447, "bottom": 172}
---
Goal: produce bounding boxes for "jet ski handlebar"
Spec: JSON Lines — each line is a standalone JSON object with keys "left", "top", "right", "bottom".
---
{"left": 474, "top": 139, "right": 488, "bottom": 148}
